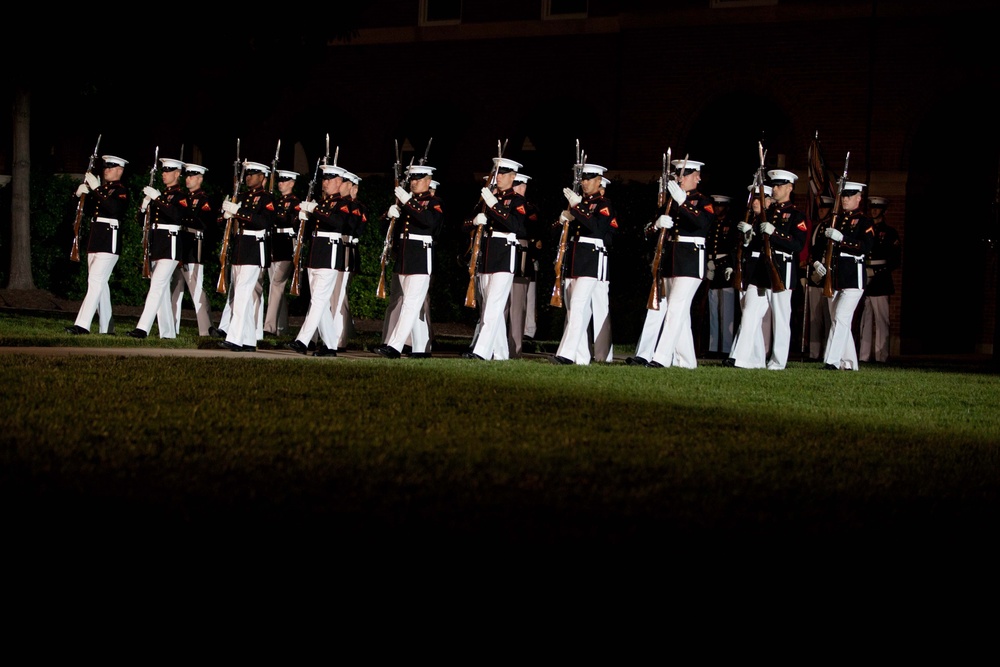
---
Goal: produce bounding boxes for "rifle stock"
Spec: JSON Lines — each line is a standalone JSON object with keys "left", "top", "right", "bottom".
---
{"left": 551, "top": 140, "right": 585, "bottom": 308}
{"left": 377, "top": 143, "right": 405, "bottom": 299}
{"left": 217, "top": 141, "right": 245, "bottom": 294}
{"left": 647, "top": 149, "right": 678, "bottom": 310}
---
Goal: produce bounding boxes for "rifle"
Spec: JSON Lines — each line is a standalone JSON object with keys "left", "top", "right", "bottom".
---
{"left": 290, "top": 157, "right": 324, "bottom": 297}
{"left": 268, "top": 139, "right": 281, "bottom": 194}
{"left": 732, "top": 176, "right": 755, "bottom": 290}
{"left": 70, "top": 133, "right": 101, "bottom": 262}
{"left": 140, "top": 145, "right": 159, "bottom": 279}
{"left": 216, "top": 139, "right": 244, "bottom": 294}
{"left": 551, "top": 139, "right": 585, "bottom": 308}
{"left": 757, "top": 141, "right": 786, "bottom": 293}
{"left": 647, "top": 148, "right": 679, "bottom": 310}
{"left": 419, "top": 137, "right": 432, "bottom": 165}
{"left": 465, "top": 139, "right": 506, "bottom": 309}
{"left": 822, "top": 152, "right": 851, "bottom": 298}
{"left": 376, "top": 140, "right": 404, "bottom": 299}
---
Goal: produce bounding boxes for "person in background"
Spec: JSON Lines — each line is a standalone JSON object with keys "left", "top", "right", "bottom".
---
{"left": 65, "top": 155, "right": 130, "bottom": 335}
{"left": 218, "top": 160, "right": 276, "bottom": 352}
{"left": 170, "top": 162, "right": 214, "bottom": 337}
{"left": 263, "top": 169, "right": 300, "bottom": 338}
{"left": 646, "top": 158, "right": 713, "bottom": 369}
{"left": 334, "top": 170, "right": 367, "bottom": 351}
{"left": 819, "top": 180, "right": 875, "bottom": 371}
{"left": 704, "top": 194, "right": 738, "bottom": 358}
{"left": 590, "top": 175, "right": 617, "bottom": 363}
{"left": 859, "top": 195, "right": 901, "bottom": 363}
{"left": 127, "top": 157, "right": 186, "bottom": 339}
{"left": 804, "top": 195, "right": 835, "bottom": 361}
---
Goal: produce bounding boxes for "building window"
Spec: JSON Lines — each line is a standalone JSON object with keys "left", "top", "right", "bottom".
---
{"left": 709, "top": 0, "right": 778, "bottom": 8}
{"left": 543, "top": 0, "right": 588, "bottom": 20}
{"left": 420, "top": 0, "right": 462, "bottom": 25}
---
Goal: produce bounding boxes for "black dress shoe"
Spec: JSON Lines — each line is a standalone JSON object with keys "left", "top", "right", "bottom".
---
{"left": 461, "top": 351, "right": 484, "bottom": 360}
{"left": 625, "top": 356, "right": 647, "bottom": 366}
{"left": 65, "top": 325, "right": 90, "bottom": 335}
{"left": 645, "top": 360, "right": 665, "bottom": 368}
{"left": 242, "top": 345, "right": 257, "bottom": 352}
{"left": 126, "top": 328, "right": 148, "bottom": 339}
{"left": 285, "top": 340, "right": 308, "bottom": 355}
{"left": 374, "top": 344, "right": 400, "bottom": 359}
{"left": 823, "top": 363, "right": 839, "bottom": 370}
{"left": 314, "top": 346, "right": 338, "bottom": 357}
{"left": 336, "top": 347, "right": 347, "bottom": 353}
{"left": 551, "top": 355, "right": 574, "bottom": 365}
{"left": 721, "top": 358, "right": 736, "bottom": 367}
{"left": 408, "top": 352, "right": 432, "bottom": 359}
{"left": 218, "top": 340, "right": 240, "bottom": 351}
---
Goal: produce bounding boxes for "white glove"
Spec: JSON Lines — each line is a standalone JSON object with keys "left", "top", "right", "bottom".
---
{"left": 75, "top": 183, "right": 89, "bottom": 197}
{"left": 724, "top": 267, "right": 733, "bottom": 282}
{"left": 737, "top": 221, "right": 752, "bottom": 234}
{"left": 84, "top": 173, "right": 100, "bottom": 190}
{"left": 140, "top": 196, "right": 151, "bottom": 212}
{"left": 299, "top": 200, "right": 318, "bottom": 213}
{"left": 559, "top": 210, "right": 573, "bottom": 223}
{"left": 394, "top": 185, "right": 411, "bottom": 205}
{"left": 221, "top": 199, "right": 241, "bottom": 215}
{"left": 667, "top": 180, "right": 686, "bottom": 205}
{"left": 480, "top": 187, "right": 498, "bottom": 208}
{"left": 654, "top": 214, "right": 673, "bottom": 230}
{"left": 563, "top": 187, "right": 582, "bottom": 207}
{"left": 707, "top": 260, "right": 716, "bottom": 273}
{"left": 825, "top": 227, "right": 843, "bottom": 242}
{"left": 759, "top": 221, "right": 775, "bottom": 236}
{"left": 143, "top": 186, "right": 161, "bottom": 200}
{"left": 387, "top": 204, "right": 400, "bottom": 219}
{"left": 298, "top": 210, "right": 309, "bottom": 221}
{"left": 866, "top": 267, "right": 875, "bottom": 279}
{"left": 812, "top": 261, "right": 827, "bottom": 278}
{"left": 473, "top": 213, "right": 488, "bottom": 227}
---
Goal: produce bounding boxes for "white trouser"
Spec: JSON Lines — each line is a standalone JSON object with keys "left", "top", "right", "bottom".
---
{"left": 381, "top": 272, "right": 431, "bottom": 351}
{"left": 707, "top": 286, "right": 736, "bottom": 354}
{"left": 765, "top": 287, "right": 793, "bottom": 370}
{"left": 507, "top": 277, "right": 529, "bottom": 357}
{"left": 591, "top": 279, "right": 613, "bottom": 363}
{"left": 386, "top": 273, "right": 431, "bottom": 353}
{"left": 469, "top": 273, "right": 486, "bottom": 349}
{"left": 650, "top": 276, "right": 701, "bottom": 369}
{"left": 635, "top": 284, "right": 668, "bottom": 362}
{"left": 524, "top": 279, "right": 538, "bottom": 338}
{"left": 74, "top": 252, "right": 118, "bottom": 333}
{"left": 264, "top": 259, "right": 292, "bottom": 335}
{"left": 326, "top": 269, "right": 350, "bottom": 347}
{"left": 296, "top": 267, "right": 338, "bottom": 349}
{"left": 731, "top": 287, "right": 769, "bottom": 369}
{"left": 171, "top": 262, "right": 212, "bottom": 336}
{"left": 556, "top": 276, "right": 598, "bottom": 365}
{"left": 806, "top": 285, "right": 832, "bottom": 360}
{"left": 225, "top": 264, "right": 263, "bottom": 347}
{"left": 860, "top": 295, "right": 890, "bottom": 362}
{"left": 137, "top": 258, "right": 179, "bottom": 338}
{"left": 473, "top": 272, "right": 514, "bottom": 360}
{"left": 335, "top": 273, "right": 356, "bottom": 348}
{"left": 824, "top": 288, "right": 864, "bottom": 370}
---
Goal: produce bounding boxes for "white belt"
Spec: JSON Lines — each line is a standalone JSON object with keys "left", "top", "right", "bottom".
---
{"left": 182, "top": 226, "right": 204, "bottom": 237}
{"left": 842, "top": 252, "right": 863, "bottom": 260}
{"left": 96, "top": 217, "right": 119, "bottom": 227}
{"left": 490, "top": 231, "right": 518, "bottom": 242}
{"left": 869, "top": 259, "right": 887, "bottom": 266}
{"left": 774, "top": 250, "right": 793, "bottom": 259}
{"left": 407, "top": 234, "right": 434, "bottom": 243}
{"left": 275, "top": 227, "right": 295, "bottom": 235}
{"left": 240, "top": 228, "right": 267, "bottom": 238}
{"left": 154, "top": 223, "right": 181, "bottom": 232}
{"left": 314, "top": 230, "right": 341, "bottom": 240}
{"left": 518, "top": 239, "right": 529, "bottom": 247}
{"left": 751, "top": 252, "right": 761, "bottom": 258}
{"left": 576, "top": 236, "right": 605, "bottom": 247}
{"left": 677, "top": 235, "right": 705, "bottom": 246}
{"left": 712, "top": 253, "right": 728, "bottom": 259}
